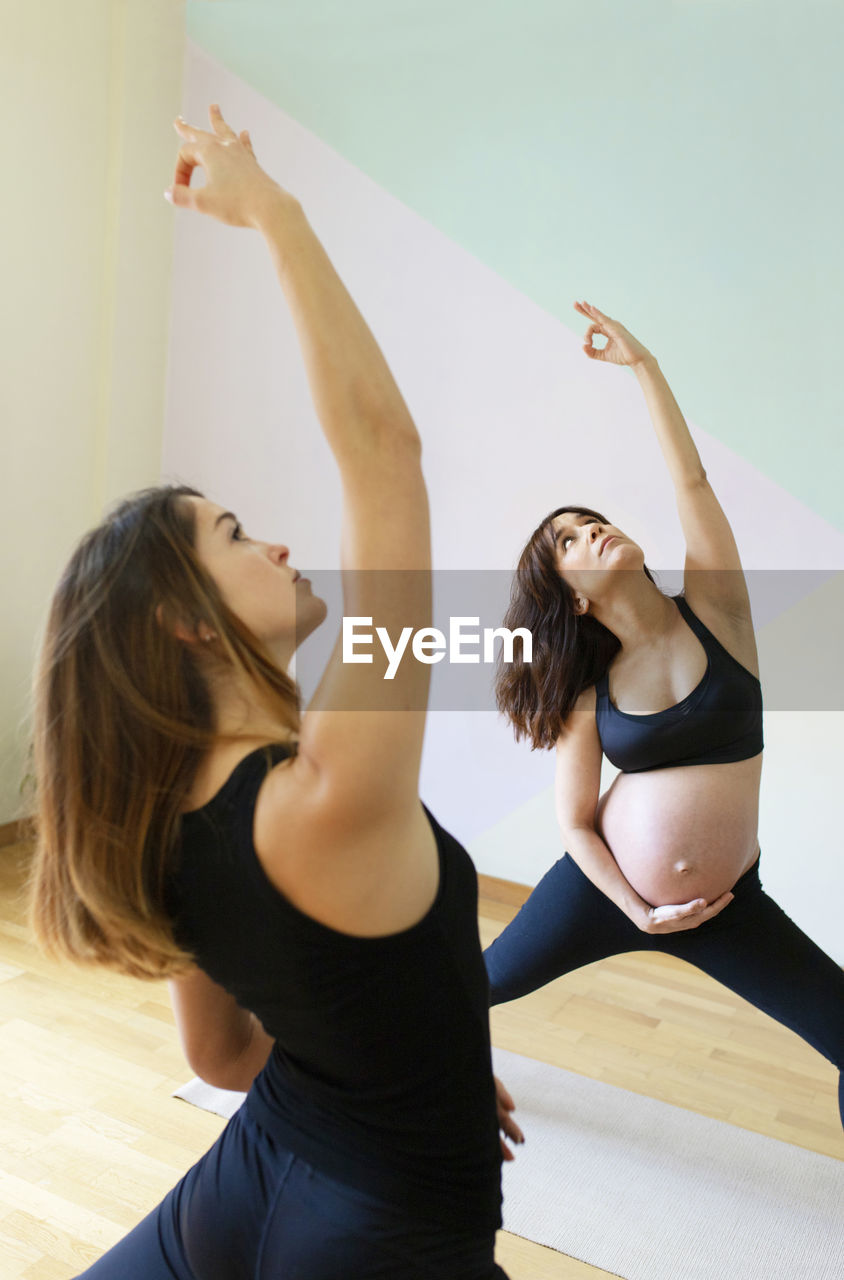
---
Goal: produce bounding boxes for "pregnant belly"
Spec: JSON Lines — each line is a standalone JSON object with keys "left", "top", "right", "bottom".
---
{"left": 595, "top": 755, "right": 763, "bottom": 907}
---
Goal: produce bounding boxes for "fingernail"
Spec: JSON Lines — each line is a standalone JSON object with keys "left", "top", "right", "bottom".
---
{"left": 163, "top": 189, "right": 173, "bottom": 203}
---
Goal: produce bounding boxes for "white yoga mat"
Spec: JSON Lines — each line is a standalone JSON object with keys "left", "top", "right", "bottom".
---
{"left": 492, "top": 1047, "right": 843, "bottom": 1280}
{"left": 174, "top": 1075, "right": 246, "bottom": 1119}
{"left": 174, "top": 1051, "right": 843, "bottom": 1279}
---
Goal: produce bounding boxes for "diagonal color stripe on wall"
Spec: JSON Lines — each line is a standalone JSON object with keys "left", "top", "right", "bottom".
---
{"left": 187, "top": 0, "right": 844, "bottom": 529}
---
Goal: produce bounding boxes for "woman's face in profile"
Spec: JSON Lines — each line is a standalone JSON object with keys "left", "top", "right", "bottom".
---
{"left": 186, "top": 496, "right": 327, "bottom": 658}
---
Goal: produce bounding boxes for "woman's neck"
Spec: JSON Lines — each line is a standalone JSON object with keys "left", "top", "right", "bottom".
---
{"left": 590, "top": 579, "right": 678, "bottom": 654}
{"left": 182, "top": 680, "right": 297, "bottom": 813}
{"left": 208, "top": 671, "right": 296, "bottom": 744}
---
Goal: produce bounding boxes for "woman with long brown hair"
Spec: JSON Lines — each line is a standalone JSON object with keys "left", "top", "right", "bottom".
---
{"left": 29, "top": 105, "right": 519, "bottom": 1279}
{"left": 486, "top": 301, "right": 843, "bottom": 1126}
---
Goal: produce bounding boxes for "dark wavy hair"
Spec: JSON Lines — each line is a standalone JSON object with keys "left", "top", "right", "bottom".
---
{"left": 494, "top": 505, "right": 662, "bottom": 750}
{"left": 28, "top": 485, "right": 301, "bottom": 979}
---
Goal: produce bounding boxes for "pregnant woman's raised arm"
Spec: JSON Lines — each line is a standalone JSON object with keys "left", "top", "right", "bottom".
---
{"left": 576, "top": 299, "right": 753, "bottom": 624}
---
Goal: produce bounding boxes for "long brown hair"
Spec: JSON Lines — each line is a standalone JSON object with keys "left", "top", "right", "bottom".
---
{"left": 28, "top": 485, "right": 300, "bottom": 979}
{"left": 495, "top": 505, "right": 662, "bottom": 750}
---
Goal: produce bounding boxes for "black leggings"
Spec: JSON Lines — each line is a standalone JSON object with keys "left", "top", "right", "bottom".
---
{"left": 74, "top": 1101, "right": 507, "bottom": 1279}
{"left": 484, "top": 854, "right": 844, "bottom": 1127}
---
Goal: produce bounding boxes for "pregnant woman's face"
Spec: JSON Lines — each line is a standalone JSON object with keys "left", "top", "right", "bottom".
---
{"left": 549, "top": 511, "right": 643, "bottom": 604}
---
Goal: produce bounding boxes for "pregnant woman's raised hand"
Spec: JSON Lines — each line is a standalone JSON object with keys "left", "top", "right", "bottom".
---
{"left": 574, "top": 300, "right": 652, "bottom": 369}
{"left": 640, "top": 891, "right": 735, "bottom": 934}
{"left": 165, "top": 104, "right": 289, "bottom": 227}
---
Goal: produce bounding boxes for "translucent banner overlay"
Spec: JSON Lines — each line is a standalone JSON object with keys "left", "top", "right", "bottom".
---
{"left": 291, "top": 569, "right": 844, "bottom": 712}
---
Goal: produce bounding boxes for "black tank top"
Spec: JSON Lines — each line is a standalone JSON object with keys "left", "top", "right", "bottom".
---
{"left": 164, "top": 744, "right": 502, "bottom": 1229}
{"left": 595, "top": 595, "right": 763, "bottom": 773}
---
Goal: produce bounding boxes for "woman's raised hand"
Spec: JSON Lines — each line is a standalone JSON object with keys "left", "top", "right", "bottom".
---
{"left": 574, "top": 300, "right": 652, "bottom": 368}
{"left": 164, "top": 104, "right": 289, "bottom": 228}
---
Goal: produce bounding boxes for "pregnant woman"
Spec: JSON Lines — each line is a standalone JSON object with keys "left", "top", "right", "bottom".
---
{"left": 29, "top": 106, "right": 517, "bottom": 1278}
{"left": 485, "top": 301, "right": 844, "bottom": 1126}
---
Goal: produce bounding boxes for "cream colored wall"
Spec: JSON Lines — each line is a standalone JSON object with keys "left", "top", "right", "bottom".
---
{"left": 0, "top": 1, "right": 185, "bottom": 823}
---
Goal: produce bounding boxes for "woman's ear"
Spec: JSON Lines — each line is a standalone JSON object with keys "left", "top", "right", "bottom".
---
{"left": 155, "top": 603, "right": 217, "bottom": 646}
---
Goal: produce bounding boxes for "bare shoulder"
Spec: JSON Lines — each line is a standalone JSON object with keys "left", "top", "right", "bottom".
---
{"left": 250, "top": 752, "right": 438, "bottom": 936}
{"left": 257, "top": 750, "right": 320, "bottom": 809}
{"left": 555, "top": 683, "right": 600, "bottom": 751}
{"left": 572, "top": 683, "right": 597, "bottom": 715}
{"left": 557, "top": 682, "right": 598, "bottom": 732}
{"left": 251, "top": 750, "right": 334, "bottom": 867}
{"left": 253, "top": 749, "right": 415, "bottom": 846}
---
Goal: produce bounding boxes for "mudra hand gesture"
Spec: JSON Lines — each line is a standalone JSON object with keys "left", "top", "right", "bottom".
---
{"left": 165, "top": 103, "right": 288, "bottom": 228}
{"left": 574, "top": 300, "right": 652, "bottom": 369}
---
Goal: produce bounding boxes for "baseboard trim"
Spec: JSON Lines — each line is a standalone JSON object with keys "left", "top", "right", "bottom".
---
{"left": 477, "top": 872, "right": 531, "bottom": 908}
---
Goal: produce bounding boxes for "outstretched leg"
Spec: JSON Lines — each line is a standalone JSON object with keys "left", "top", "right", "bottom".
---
{"left": 663, "top": 860, "right": 844, "bottom": 1128}
{"left": 485, "top": 853, "right": 643, "bottom": 1005}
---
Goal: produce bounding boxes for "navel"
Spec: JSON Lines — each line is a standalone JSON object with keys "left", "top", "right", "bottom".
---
{"left": 674, "top": 860, "right": 695, "bottom": 876}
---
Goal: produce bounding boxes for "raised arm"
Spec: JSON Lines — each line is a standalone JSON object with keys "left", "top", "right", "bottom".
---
{"left": 167, "top": 107, "right": 430, "bottom": 828}
{"left": 255, "top": 197, "right": 431, "bottom": 821}
{"left": 575, "top": 300, "right": 752, "bottom": 620}
{"left": 556, "top": 687, "right": 734, "bottom": 933}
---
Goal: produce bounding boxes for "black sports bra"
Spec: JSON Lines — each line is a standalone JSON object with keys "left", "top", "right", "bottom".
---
{"left": 595, "top": 595, "right": 763, "bottom": 773}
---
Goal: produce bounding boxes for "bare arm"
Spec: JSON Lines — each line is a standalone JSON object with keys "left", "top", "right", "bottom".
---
{"left": 168, "top": 969, "right": 274, "bottom": 1092}
{"left": 576, "top": 299, "right": 752, "bottom": 619}
{"left": 168, "top": 107, "right": 430, "bottom": 828}
{"left": 257, "top": 197, "right": 431, "bottom": 815}
{"left": 553, "top": 689, "right": 650, "bottom": 922}
{"left": 632, "top": 355, "right": 705, "bottom": 486}
{"left": 633, "top": 356, "right": 752, "bottom": 615}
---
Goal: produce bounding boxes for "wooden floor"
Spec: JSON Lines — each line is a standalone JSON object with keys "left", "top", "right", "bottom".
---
{"left": 0, "top": 844, "right": 840, "bottom": 1279}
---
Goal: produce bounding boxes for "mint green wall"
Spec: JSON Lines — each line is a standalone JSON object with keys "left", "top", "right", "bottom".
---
{"left": 187, "top": 1, "right": 842, "bottom": 528}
